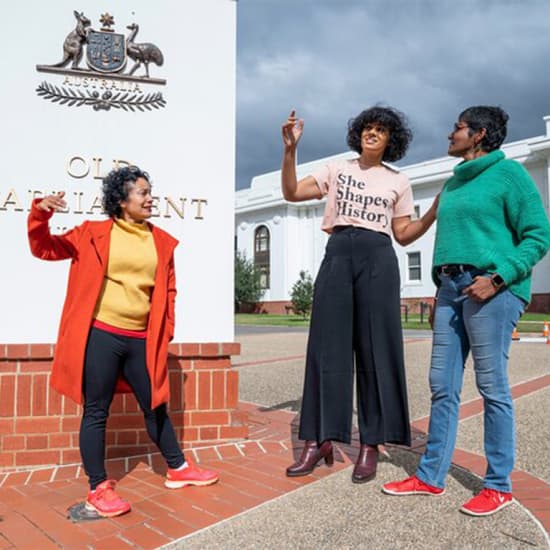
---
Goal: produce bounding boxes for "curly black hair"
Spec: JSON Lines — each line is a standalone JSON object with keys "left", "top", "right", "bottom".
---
{"left": 346, "top": 105, "right": 413, "bottom": 162}
{"left": 458, "top": 106, "right": 509, "bottom": 152}
{"left": 101, "top": 165, "right": 151, "bottom": 218}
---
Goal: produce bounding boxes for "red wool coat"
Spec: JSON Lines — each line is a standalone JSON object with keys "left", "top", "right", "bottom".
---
{"left": 27, "top": 200, "right": 178, "bottom": 409}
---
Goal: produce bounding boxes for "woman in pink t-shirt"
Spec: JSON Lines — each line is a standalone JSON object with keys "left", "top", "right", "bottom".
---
{"left": 282, "top": 106, "right": 439, "bottom": 483}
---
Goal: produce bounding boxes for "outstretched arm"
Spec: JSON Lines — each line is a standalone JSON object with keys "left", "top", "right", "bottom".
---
{"left": 28, "top": 192, "right": 81, "bottom": 260}
{"left": 281, "top": 110, "right": 323, "bottom": 202}
{"left": 392, "top": 194, "right": 439, "bottom": 246}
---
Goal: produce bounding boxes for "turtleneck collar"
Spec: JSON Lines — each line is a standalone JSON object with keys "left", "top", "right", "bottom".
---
{"left": 453, "top": 149, "right": 504, "bottom": 182}
{"left": 114, "top": 217, "right": 151, "bottom": 235}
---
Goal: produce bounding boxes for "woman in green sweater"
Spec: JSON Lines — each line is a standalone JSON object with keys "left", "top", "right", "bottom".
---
{"left": 383, "top": 106, "right": 550, "bottom": 516}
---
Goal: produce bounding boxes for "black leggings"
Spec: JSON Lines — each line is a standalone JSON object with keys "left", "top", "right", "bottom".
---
{"left": 80, "top": 327, "right": 184, "bottom": 489}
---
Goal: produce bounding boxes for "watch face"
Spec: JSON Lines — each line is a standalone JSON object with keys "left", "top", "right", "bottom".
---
{"left": 492, "top": 274, "right": 504, "bottom": 286}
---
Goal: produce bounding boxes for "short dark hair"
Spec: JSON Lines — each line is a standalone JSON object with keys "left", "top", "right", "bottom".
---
{"left": 459, "top": 106, "right": 509, "bottom": 152}
{"left": 101, "top": 165, "right": 151, "bottom": 218}
{"left": 346, "top": 105, "right": 413, "bottom": 162}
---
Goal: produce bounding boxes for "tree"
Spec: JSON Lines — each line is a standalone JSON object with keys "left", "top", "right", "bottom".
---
{"left": 234, "top": 251, "right": 263, "bottom": 312}
{"left": 290, "top": 270, "right": 314, "bottom": 318}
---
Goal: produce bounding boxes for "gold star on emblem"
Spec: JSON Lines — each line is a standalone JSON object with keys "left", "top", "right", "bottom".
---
{"left": 99, "top": 13, "right": 115, "bottom": 30}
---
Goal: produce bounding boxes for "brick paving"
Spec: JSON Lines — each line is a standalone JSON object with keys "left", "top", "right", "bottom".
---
{"left": 0, "top": 405, "right": 351, "bottom": 549}
{"left": 1, "top": 343, "right": 550, "bottom": 548}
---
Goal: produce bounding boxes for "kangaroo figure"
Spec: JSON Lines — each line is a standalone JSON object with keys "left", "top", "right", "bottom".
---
{"left": 53, "top": 11, "right": 91, "bottom": 69}
{"left": 126, "top": 23, "right": 164, "bottom": 78}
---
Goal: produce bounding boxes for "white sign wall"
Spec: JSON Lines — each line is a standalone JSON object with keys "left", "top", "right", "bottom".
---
{"left": 0, "top": 0, "right": 236, "bottom": 343}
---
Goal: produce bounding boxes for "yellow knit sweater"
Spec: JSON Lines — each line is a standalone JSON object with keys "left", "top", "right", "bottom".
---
{"left": 93, "top": 218, "right": 158, "bottom": 330}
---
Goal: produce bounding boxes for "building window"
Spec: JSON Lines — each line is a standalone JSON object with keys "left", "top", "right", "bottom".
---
{"left": 413, "top": 205, "right": 420, "bottom": 220}
{"left": 254, "top": 225, "right": 270, "bottom": 289}
{"left": 407, "top": 252, "right": 421, "bottom": 282}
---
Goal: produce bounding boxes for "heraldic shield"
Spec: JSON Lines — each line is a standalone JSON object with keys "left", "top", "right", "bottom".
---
{"left": 87, "top": 30, "right": 126, "bottom": 72}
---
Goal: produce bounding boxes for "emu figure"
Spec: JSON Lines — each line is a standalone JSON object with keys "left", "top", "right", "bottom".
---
{"left": 126, "top": 23, "right": 164, "bottom": 78}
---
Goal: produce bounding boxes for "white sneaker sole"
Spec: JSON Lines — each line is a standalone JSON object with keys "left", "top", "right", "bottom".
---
{"left": 459, "top": 499, "right": 513, "bottom": 516}
{"left": 382, "top": 487, "right": 446, "bottom": 496}
{"left": 164, "top": 477, "right": 219, "bottom": 489}
{"left": 85, "top": 501, "right": 131, "bottom": 517}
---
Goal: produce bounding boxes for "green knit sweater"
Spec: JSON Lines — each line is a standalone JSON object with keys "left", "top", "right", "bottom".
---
{"left": 432, "top": 149, "right": 550, "bottom": 303}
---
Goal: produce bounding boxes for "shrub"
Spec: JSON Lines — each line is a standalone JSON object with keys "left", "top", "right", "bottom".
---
{"left": 290, "top": 270, "right": 314, "bottom": 318}
{"left": 234, "top": 251, "right": 263, "bottom": 312}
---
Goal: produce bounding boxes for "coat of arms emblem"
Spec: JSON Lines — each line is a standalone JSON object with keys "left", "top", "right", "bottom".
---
{"left": 86, "top": 29, "right": 127, "bottom": 73}
{"left": 35, "top": 11, "right": 166, "bottom": 112}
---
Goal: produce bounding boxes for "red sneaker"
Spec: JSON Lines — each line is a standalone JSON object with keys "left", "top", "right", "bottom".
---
{"left": 460, "top": 488, "right": 513, "bottom": 516}
{"left": 85, "top": 480, "right": 131, "bottom": 518}
{"left": 165, "top": 458, "right": 219, "bottom": 489}
{"left": 382, "top": 475, "right": 445, "bottom": 496}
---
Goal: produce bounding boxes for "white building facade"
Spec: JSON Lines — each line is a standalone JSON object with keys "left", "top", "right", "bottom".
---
{"left": 235, "top": 115, "right": 550, "bottom": 314}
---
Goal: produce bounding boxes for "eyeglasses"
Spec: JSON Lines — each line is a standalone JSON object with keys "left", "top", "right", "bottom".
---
{"left": 451, "top": 123, "right": 469, "bottom": 134}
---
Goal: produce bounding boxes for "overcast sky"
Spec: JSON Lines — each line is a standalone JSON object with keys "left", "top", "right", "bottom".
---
{"left": 235, "top": 0, "right": 550, "bottom": 189}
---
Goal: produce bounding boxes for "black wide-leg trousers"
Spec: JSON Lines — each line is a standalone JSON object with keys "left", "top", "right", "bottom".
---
{"left": 298, "top": 226, "right": 411, "bottom": 446}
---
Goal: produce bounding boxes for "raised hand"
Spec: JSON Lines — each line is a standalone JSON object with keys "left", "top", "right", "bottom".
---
{"left": 37, "top": 191, "right": 67, "bottom": 213}
{"left": 281, "top": 109, "right": 304, "bottom": 149}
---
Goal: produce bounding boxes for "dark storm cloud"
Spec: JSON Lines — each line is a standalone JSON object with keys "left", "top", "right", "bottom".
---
{"left": 236, "top": 0, "right": 550, "bottom": 189}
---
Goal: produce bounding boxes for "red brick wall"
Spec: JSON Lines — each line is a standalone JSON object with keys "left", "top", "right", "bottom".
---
{"left": 251, "top": 294, "right": 550, "bottom": 316}
{"left": 254, "top": 301, "right": 295, "bottom": 315}
{"left": 402, "top": 295, "right": 550, "bottom": 314}
{"left": 526, "top": 294, "right": 550, "bottom": 314}
{"left": 0, "top": 342, "right": 246, "bottom": 471}
{"left": 400, "top": 297, "right": 436, "bottom": 313}
{"left": 237, "top": 301, "right": 292, "bottom": 314}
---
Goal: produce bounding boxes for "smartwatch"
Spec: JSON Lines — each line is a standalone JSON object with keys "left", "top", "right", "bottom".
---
{"left": 490, "top": 273, "right": 505, "bottom": 289}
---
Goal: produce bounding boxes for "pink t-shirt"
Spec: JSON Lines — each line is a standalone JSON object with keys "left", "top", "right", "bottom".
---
{"left": 311, "top": 159, "right": 414, "bottom": 236}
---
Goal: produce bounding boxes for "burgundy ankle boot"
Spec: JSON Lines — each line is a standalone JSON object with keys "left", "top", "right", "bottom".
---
{"left": 286, "top": 440, "right": 334, "bottom": 477}
{"left": 351, "top": 444, "right": 378, "bottom": 483}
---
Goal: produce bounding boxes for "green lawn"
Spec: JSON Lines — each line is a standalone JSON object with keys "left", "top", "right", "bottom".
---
{"left": 515, "top": 312, "right": 550, "bottom": 333}
{"left": 235, "top": 314, "right": 310, "bottom": 327}
{"left": 235, "top": 311, "right": 550, "bottom": 333}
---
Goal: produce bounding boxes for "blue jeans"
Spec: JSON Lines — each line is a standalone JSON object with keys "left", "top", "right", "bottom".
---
{"left": 416, "top": 271, "right": 524, "bottom": 492}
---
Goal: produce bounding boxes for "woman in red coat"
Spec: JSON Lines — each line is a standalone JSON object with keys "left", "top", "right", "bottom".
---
{"left": 28, "top": 166, "right": 218, "bottom": 517}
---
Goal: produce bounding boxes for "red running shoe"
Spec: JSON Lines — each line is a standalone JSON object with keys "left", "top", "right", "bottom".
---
{"left": 165, "top": 458, "right": 219, "bottom": 489}
{"left": 85, "top": 480, "right": 131, "bottom": 517}
{"left": 460, "top": 488, "right": 513, "bottom": 516}
{"left": 382, "top": 475, "right": 445, "bottom": 496}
